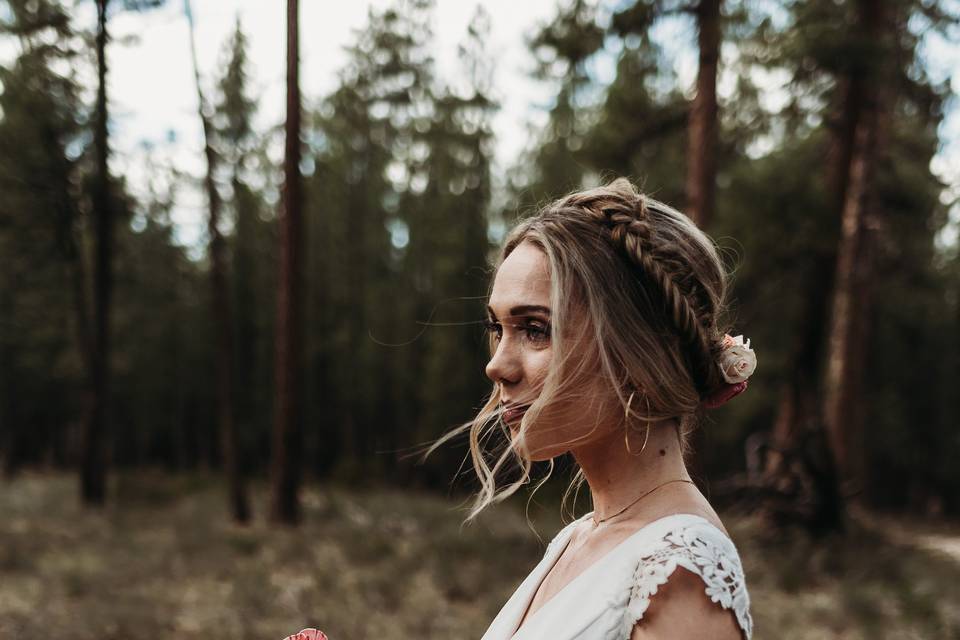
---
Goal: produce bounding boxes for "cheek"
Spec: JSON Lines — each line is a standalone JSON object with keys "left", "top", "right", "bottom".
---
{"left": 525, "top": 349, "right": 552, "bottom": 386}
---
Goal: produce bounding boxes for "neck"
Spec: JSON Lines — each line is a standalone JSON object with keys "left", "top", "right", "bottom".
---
{"left": 570, "top": 418, "right": 691, "bottom": 523}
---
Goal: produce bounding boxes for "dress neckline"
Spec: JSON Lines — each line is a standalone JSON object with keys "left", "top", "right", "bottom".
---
{"left": 511, "top": 512, "right": 711, "bottom": 638}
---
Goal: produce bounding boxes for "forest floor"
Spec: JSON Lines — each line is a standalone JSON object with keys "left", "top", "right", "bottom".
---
{"left": 1, "top": 471, "right": 958, "bottom": 640}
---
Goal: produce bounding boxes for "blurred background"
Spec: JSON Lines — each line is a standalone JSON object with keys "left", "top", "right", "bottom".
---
{"left": 1, "top": 0, "right": 959, "bottom": 638}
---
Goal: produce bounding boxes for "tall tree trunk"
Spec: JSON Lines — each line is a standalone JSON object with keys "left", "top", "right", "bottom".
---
{"left": 683, "top": 0, "right": 721, "bottom": 488}
{"left": 81, "top": 0, "right": 112, "bottom": 506}
{"left": 762, "top": 253, "right": 845, "bottom": 533}
{"left": 270, "top": 0, "right": 303, "bottom": 525}
{"left": 822, "top": 0, "right": 889, "bottom": 504}
{"left": 232, "top": 176, "right": 259, "bottom": 473}
{"left": 761, "top": 73, "right": 864, "bottom": 533}
{"left": 1, "top": 283, "right": 16, "bottom": 477}
{"left": 61, "top": 166, "right": 92, "bottom": 472}
{"left": 685, "top": 0, "right": 721, "bottom": 230}
{"left": 185, "top": 0, "right": 250, "bottom": 524}
{"left": 346, "top": 156, "right": 368, "bottom": 474}
{"left": 760, "top": 1, "right": 895, "bottom": 534}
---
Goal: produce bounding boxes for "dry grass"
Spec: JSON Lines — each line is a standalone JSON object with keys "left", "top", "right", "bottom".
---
{"left": 1, "top": 472, "right": 958, "bottom": 639}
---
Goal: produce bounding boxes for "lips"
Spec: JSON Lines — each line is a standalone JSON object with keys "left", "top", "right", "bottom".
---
{"left": 501, "top": 403, "right": 531, "bottom": 424}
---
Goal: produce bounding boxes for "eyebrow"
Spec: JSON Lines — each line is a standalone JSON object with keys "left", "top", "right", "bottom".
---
{"left": 486, "top": 304, "right": 552, "bottom": 319}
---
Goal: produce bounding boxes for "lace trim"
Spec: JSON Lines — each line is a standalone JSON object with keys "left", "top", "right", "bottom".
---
{"left": 621, "top": 522, "right": 753, "bottom": 639}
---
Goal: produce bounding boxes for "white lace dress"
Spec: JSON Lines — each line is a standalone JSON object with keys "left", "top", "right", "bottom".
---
{"left": 480, "top": 513, "right": 753, "bottom": 640}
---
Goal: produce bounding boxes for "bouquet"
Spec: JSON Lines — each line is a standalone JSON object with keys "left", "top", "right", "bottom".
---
{"left": 284, "top": 629, "right": 328, "bottom": 640}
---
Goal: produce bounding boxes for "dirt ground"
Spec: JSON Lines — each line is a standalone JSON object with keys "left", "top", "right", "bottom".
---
{"left": 1, "top": 472, "right": 958, "bottom": 639}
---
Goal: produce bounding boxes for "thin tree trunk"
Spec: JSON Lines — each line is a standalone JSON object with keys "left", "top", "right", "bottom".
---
{"left": 822, "top": 114, "right": 880, "bottom": 499}
{"left": 185, "top": 0, "right": 250, "bottom": 524}
{"left": 80, "top": 0, "right": 112, "bottom": 506}
{"left": 270, "top": 0, "right": 303, "bottom": 525}
{"left": 683, "top": 0, "right": 721, "bottom": 488}
{"left": 67, "top": 232, "right": 92, "bottom": 383}
{"left": 233, "top": 176, "right": 259, "bottom": 472}
{"left": 761, "top": 73, "right": 859, "bottom": 532}
{"left": 1, "top": 282, "right": 16, "bottom": 477}
{"left": 822, "top": 0, "right": 889, "bottom": 503}
{"left": 765, "top": 250, "right": 833, "bottom": 472}
{"left": 45, "top": 92, "right": 93, "bottom": 470}
{"left": 761, "top": 253, "right": 845, "bottom": 533}
{"left": 761, "top": 3, "right": 888, "bottom": 534}
{"left": 685, "top": 0, "right": 721, "bottom": 230}
{"left": 61, "top": 184, "right": 92, "bottom": 471}
{"left": 347, "top": 154, "right": 368, "bottom": 474}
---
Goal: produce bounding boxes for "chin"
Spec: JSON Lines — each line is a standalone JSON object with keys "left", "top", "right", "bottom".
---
{"left": 511, "top": 430, "right": 568, "bottom": 462}
{"left": 527, "top": 448, "right": 564, "bottom": 463}
{"left": 510, "top": 412, "right": 585, "bottom": 462}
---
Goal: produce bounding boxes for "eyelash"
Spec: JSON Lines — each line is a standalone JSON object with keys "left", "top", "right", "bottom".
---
{"left": 482, "top": 318, "right": 551, "bottom": 344}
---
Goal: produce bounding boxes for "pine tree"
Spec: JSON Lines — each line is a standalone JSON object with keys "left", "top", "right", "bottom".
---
{"left": 685, "top": 0, "right": 722, "bottom": 229}
{"left": 0, "top": 0, "right": 87, "bottom": 475}
{"left": 82, "top": 0, "right": 166, "bottom": 506}
{"left": 214, "top": 18, "right": 275, "bottom": 481}
{"left": 271, "top": 0, "right": 304, "bottom": 524}
{"left": 509, "top": 0, "right": 605, "bottom": 204}
{"left": 717, "top": 0, "right": 957, "bottom": 528}
{"left": 407, "top": 6, "right": 497, "bottom": 484}
{"left": 184, "top": 0, "right": 250, "bottom": 523}
{"left": 306, "top": 0, "right": 434, "bottom": 479}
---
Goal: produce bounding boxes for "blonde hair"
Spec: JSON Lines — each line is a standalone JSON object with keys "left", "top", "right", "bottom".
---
{"left": 426, "top": 177, "right": 734, "bottom": 522}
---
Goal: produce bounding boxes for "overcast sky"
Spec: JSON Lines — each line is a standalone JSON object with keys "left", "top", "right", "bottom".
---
{"left": 4, "top": 1, "right": 958, "bottom": 250}
{"left": 95, "top": 0, "right": 567, "bottom": 249}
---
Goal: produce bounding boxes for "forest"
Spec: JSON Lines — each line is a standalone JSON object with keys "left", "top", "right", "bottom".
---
{"left": 1, "top": 0, "right": 959, "bottom": 638}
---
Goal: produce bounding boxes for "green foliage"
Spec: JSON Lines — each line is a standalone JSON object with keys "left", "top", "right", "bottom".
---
{"left": 507, "top": 0, "right": 607, "bottom": 204}
{"left": 0, "top": 0, "right": 86, "bottom": 471}
{"left": 305, "top": 1, "right": 428, "bottom": 478}
{"left": 402, "top": 7, "right": 497, "bottom": 482}
{"left": 213, "top": 19, "right": 277, "bottom": 474}
{"left": 110, "top": 172, "right": 215, "bottom": 469}
{"left": 865, "top": 110, "right": 956, "bottom": 509}
{"left": 215, "top": 18, "right": 257, "bottom": 157}
{"left": 581, "top": 34, "right": 688, "bottom": 204}
{"left": 0, "top": 0, "right": 956, "bottom": 517}
{"left": 717, "top": 0, "right": 959, "bottom": 508}
{"left": 299, "top": 0, "right": 497, "bottom": 483}
{"left": 706, "top": 130, "right": 836, "bottom": 465}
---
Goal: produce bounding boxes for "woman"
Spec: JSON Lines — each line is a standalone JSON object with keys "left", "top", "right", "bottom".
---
{"left": 468, "top": 178, "right": 755, "bottom": 640}
{"left": 287, "top": 178, "right": 754, "bottom": 640}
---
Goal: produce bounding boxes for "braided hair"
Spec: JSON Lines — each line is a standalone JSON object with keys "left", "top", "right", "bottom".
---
{"left": 504, "top": 177, "right": 733, "bottom": 426}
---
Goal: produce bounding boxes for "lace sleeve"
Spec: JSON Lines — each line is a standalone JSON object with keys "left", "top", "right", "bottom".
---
{"left": 620, "top": 521, "right": 753, "bottom": 639}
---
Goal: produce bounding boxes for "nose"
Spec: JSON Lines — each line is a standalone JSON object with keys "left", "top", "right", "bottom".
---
{"left": 485, "top": 336, "right": 521, "bottom": 387}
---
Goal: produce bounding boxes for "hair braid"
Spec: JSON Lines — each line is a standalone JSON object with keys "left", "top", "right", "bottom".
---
{"left": 567, "top": 192, "right": 720, "bottom": 394}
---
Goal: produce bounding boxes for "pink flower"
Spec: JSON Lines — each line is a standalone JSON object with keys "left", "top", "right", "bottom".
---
{"left": 284, "top": 629, "right": 328, "bottom": 640}
{"left": 717, "top": 334, "right": 757, "bottom": 384}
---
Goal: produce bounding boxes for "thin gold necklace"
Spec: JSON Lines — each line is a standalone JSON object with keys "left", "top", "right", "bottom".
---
{"left": 591, "top": 479, "right": 696, "bottom": 527}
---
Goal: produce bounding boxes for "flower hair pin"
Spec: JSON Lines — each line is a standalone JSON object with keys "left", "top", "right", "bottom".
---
{"left": 703, "top": 333, "right": 757, "bottom": 409}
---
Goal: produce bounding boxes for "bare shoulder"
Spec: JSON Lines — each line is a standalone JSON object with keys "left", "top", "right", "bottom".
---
{"left": 637, "top": 483, "right": 730, "bottom": 536}
{"left": 628, "top": 566, "right": 744, "bottom": 640}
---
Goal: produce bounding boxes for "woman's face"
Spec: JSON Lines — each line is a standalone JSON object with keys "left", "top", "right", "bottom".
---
{"left": 485, "top": 241, "right": 613, "bottom": 460}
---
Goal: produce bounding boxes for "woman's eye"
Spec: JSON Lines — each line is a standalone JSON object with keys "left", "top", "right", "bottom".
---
{"left": 524, "top": 322, "right": 551, "bottom": 343}
{"left": 483, "top": 319, "right": 502, "bottom": 341}
{"left": 483, "top": 318, "right": 550, "bottom": 344}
